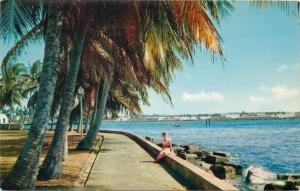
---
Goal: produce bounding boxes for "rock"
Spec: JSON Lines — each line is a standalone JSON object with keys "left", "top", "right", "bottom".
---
{"left": 221, "top": 162, "right": 243, "bottom": 175}
{"left": 245, "top": 166, "right": 277, "bottom": 185}
{"left": 213, "top": 151, "right": 231, "bottom": 158}
{"left": 173, "top": 146, "right": 185, "bottom": 155}
{"left": 177, "top": 151, "right": 187, "bottom": 160}
{"left": 199, "top": 161, "right": 212, "bottom": 171}
{"left": 186, "top": 153, "right": 198, "bottom": 160}
{"left": 264, "top": 181, "right": 299, "bottom": 190}
{"left": 183, "top": 144, "right": 201, "bottom": 154}
{"left": 277, "top": 174, "right": 300, "bottom": 180}
{"left": 145, "top": 136, "right": 153, "bottom": 141}
{"left": 210, "top": 165, "right": 237, "bottom": 179}
{"left": 201, "top": 149, "right": 210, "bottom": 158}
{"left": 193, "top": 150, "right": 204, "bottom": 159}
{"left": 203, "top": 154, "right": 229, "bottom": 164}
{"left": 177, "top": 152, "right": 198, "bottom": 161}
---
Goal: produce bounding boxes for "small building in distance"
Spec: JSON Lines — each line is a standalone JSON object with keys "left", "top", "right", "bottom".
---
{"left": 277, "top": 112, "right": 296, "bottom": 119}
{"left": 0, "top": 113, "right": 9, "bottom": 124}
{"left": 224, "top": 113, "right": 240, "bottom": 119}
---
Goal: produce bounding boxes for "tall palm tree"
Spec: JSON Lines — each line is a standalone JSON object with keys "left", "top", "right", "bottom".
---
{"left": 37, "top": 1, "right": 100, "bottom": 179}
{"left": 1, "top": 1, "right": 64, "bottom": 189}
{"left": 38, "top": 24, "right": 88, "bottom": 180}
{"left": 76, "top": 0, "right": 229, "bottom": 151}
{"left": 0, "top": 63, "right": 25, "bottom": 128}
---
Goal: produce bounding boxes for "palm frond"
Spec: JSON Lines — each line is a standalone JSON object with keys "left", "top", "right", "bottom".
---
{"left": 0, "top": 0, "right": 40, "bottom": 41}
{"left": 1, "top": 21, "right": 44, "bottom": 80}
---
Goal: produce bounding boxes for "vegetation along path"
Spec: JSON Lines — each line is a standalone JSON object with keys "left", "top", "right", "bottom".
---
{"left": 86, "top": 133, "right": 185, "bottom": 190}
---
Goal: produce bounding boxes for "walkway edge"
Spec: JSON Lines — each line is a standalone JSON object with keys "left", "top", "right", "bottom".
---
{"left": 74, "top": 133, "right": 104, "bottom": 187}
{"left": 100, "top": 130, "right": 239, "bottom": 191}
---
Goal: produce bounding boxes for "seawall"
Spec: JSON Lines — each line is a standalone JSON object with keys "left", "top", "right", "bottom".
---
{"left": 100, "top": 130, "right": 239, "bottom": 191}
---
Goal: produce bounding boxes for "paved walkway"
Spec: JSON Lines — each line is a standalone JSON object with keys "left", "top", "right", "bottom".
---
{"left": 85, "top": 133, "right": 185, "bottom": 190}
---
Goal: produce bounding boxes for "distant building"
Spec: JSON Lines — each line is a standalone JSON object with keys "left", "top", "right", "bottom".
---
{"left": 277, "top": 112, "right": 296, "bottom": 118}
{"left": 199, "top": 116, "right": 210, "bottom": 120}
{"left": 0, "top": 113, "right": 9, "bottom": 124}
{"left": 224, "top": 113, "right": 240, "bottom": 119}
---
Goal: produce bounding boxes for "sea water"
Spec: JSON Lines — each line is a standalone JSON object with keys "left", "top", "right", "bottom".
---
{"left": 101, "top": 119, "right": 300, "bottom": 189}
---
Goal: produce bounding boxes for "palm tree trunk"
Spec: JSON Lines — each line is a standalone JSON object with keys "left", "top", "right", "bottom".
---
{"left": 68, "top": 115, "right": 73, "bottom": 131}
{"left": 21, "top": 92, "right": 33, "bottom": 130}
{"left": 62, "top": 134, "right": 68, "bottom": 161}
{"left": 49, "top": 116, "right": 54, "bottom": 130}
{"left": 84, "top": 115, "right": 89, "bottom": 133}
{"left": 38, "top": 26, "right": 87, "bottom": 180}
{"left": 8, "top": 107, "right": 12, "bottom": 130}
{"left": 1, "top": 3, "right": 63, "bottom": 190}
{"left": 76, "top": 106, "right": 82, "bottom": 133}
{"left": 21, "top": 108, "right": 29, "bottom": 130}
{"left": 90, "top": 83, "right": 100, "bottom": 126}
{"left": 76, "top": 77, "right": 110, "bottom": 150}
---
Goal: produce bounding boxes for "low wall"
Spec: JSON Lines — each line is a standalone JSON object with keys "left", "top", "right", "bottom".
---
{"left": 0, "top": 124, "right": 22, "bottom": 130}
{"left": 100, "top": 130, "right": 239, "bottom": 191}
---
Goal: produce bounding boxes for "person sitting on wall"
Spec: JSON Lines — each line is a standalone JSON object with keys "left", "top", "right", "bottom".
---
{"left": 155, "top": 132, "right": 174, "bottom": 162}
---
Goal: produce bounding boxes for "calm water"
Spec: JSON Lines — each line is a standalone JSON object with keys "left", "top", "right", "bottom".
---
{"left": 101, "top": 119, "right": 300, "bottom": 189}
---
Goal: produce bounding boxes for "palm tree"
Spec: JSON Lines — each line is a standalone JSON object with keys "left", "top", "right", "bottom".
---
{"left": 20, "top": 60, "right": 42, "bottom": 128}
{"left": 76, "top": 1, "right": 229, "bottom": 151}
{"left": 106, "top": 79, "right": 147, "bottom": 118}
{"left": 0, "top": 63, "right": 25, "bottom": 128}
{"left": 38, "top": 24, "right": 88, "bottom": 180}
{"left": 1, "top": 1, "right": 64, "bottom": 189}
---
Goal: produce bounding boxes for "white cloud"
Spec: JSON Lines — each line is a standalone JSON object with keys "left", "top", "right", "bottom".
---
{"left": 249, "top": 96, "right": 268, "bottom": 103}
{"left": 259, "top": 85, "right": 268, "bottom": 92}
{"left": 250, "top": 85, "right": 299, "bottom": 105}
{"left": 271, "top": 86, "right": 299, "bottom": 100}
{"left": 182, "top": 91, "right": 224, "bottom": 102}
{"left": 277, "top": 64, "right": 288, "bottom": 72}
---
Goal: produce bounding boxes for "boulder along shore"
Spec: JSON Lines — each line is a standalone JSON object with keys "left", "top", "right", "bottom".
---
{"left": 145, "top": 136, "right": 300, "bottom": 190}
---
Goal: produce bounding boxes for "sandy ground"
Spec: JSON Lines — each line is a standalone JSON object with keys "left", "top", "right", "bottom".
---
{"left": 0, "top": 130, "right": 101, "bottom": 187}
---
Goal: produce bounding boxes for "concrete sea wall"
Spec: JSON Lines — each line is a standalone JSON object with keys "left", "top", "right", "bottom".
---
{"left": 100, "top": 130, "right": 239, "bottom": 191}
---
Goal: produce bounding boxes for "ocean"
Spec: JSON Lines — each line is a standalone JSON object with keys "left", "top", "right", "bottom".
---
{"left": 101, "top": 119, "right": 300, "bottom": 189}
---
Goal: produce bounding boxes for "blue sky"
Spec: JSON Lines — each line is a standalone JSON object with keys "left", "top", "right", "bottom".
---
{"left": 1, "top": 2, "right": 299, "bottom": 114}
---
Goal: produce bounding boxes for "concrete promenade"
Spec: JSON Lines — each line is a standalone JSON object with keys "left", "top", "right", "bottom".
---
{"left": 85, "top": 133, "right": 185, "bottom": 190}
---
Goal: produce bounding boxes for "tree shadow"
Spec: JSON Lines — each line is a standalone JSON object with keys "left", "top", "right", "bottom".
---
{"left": 140, "top": 160, "right": 155, "bottom": 163}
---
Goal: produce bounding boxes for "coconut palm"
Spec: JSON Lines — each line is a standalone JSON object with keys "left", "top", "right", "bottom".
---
{"left": 0, "top": 1, "right": 64, "bottom": 189}
{"left": 38, "top": 25, "right": 88, "bottom": 180}
{"left": 37, "top": 1, "right": 100, "bottom": 179}
{"left": 76, "top": 0, "right": 230, "bottom": 151}
{"left": 22, "top": 60, "right": 41, "bottom": 99}
{"left": 0, "top": 63, "right": 25, "bottom": 128}
{"left": 20, "top": 60, "right": 42, "bottom": 127}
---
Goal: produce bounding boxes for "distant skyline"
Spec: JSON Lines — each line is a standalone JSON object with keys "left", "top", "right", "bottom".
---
{"left": 1, "top": 2, "right": 300, "bottom": 115}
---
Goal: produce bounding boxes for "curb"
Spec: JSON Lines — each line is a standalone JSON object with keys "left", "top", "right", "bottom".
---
{"left": 73, "top": 133, "right": 104, "bottom": 187}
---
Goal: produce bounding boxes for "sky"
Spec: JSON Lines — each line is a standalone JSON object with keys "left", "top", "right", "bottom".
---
{"left": 1, "top": 2, "right": 300, "bottom": 115}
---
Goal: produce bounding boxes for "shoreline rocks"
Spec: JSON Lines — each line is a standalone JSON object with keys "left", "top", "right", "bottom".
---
{"left": 145, "top": 136, "right": 243, "bottom": 180}
{"left": 145, "top": 136, "right": 300, "bottom": 190}
{"left": 203, "top": 154, "right": 229, "bottom": 164}
{"left": 246, "top": 166, "right": 300, "bottom": 190}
